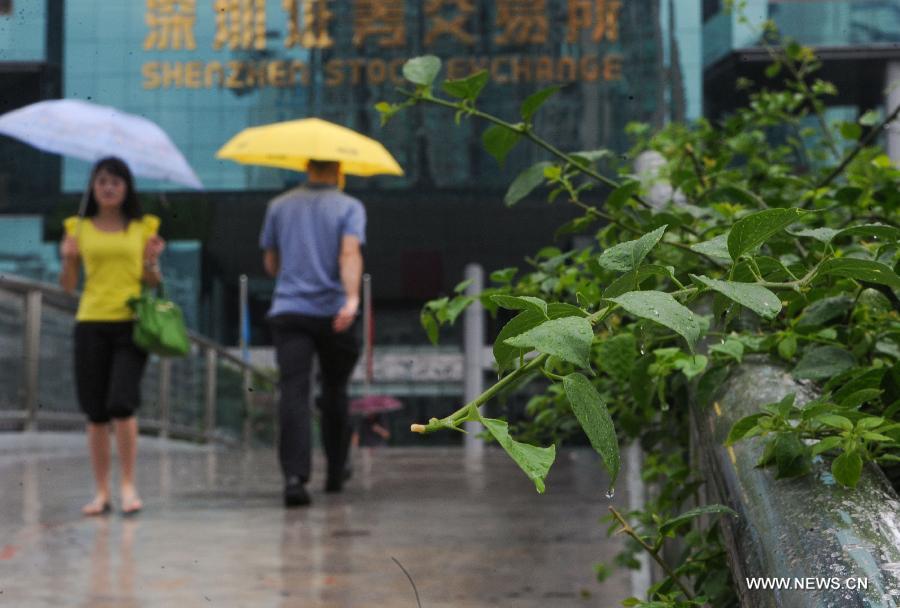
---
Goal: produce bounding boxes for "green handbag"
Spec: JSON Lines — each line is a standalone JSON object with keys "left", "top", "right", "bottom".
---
{"left": 127, "top": 283, "right": 190, "bottom": 357}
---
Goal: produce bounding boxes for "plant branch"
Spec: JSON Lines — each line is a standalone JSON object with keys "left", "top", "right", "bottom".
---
{"left": 411, "top": 307, "right": 615, "bottom": 434}
{"left": 815, "top": 103, "right": 900, "bottom": 191}
{"left": 609, "top": 506, "right": 698, "bottom": 602}
{"left": 399, "top": 89, "right": 655, "bottom": 209}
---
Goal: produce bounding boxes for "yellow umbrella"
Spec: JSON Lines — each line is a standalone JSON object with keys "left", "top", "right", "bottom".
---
{"left": 215, "top": 117, "right": 403, "bottom": 177}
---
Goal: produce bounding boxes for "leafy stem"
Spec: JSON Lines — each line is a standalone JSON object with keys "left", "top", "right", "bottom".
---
{"left": 398, "top": 88, "right": 655, "bottom": 210}
{"left": 608, "top": 506, "right": 699, "bottom": 603}
{"left": 815, "top": 102, "right": 900, "bottom": 191}
{"left": 411, "top": 306, "right": 614, "bottom": 434}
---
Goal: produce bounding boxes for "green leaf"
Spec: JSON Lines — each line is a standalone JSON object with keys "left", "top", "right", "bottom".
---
{"left": 778, "top": 334, "right": 798, "bottom": 360}
{"left": 554, "top": 215, "right": 598, "bottom": 240}
{"left": 569, "top": 149, "right": 612, "bottom": 168}
{"left": 765, "top": 63, "right": 781, "bottom": 78}
{"left": 454, "top": 279, "right": 473, "bottom": 294}
{"left": 658, "top": 505, "right": 737, "bottom": 536}
{"left": 859, "top": 110, "right": 879, "bottom": 127}
{"left": 607, "top": 291, "right": 703, "bottom": 351}
{"left": 840, "top": 122, "right": 862, "bottom": 140}
{"left": 563, "top": 373, "right": 620, "bottom": 486}
{"left": 818, "top": 258, "right": 900, "bottom": 289}
{"left": 832, "top": 224, "right": 900, "bottom": 243}
{"left": 420, "top": 309, "right": 439, "bottom": 345}
{"left": 816, "top": 414, "right": 853, "bottom": 432}
{"left": 441, "top": 69, "right": 489, "bottom": 100}
{"left": 605, "top": 181, "right": 641, "bottom": 211}
{"left": 831, "top": 451, "right": 862, "bottom": 488}
{"left": 483, "top": 124, "right": 521, "bottom": 165}
{"left": 710, "top": 339, "right": 744, "bottom": 363}
{"left": 490, "top": 294, "right": 548, "bottom": 318}
{"left": 690, "top": 275, "right": 782, "bottom": 320}
{"left": 774, "top": 432, "right": 810, "bottom": 478}
{"left": 374, "top": 101, "right": 400, "bottom": 126}
{"left": 840, "top": 389, "right": 882, "bottom": 409}
{"left": 765, "top": 393, "right": 796, "bottom": 418}
{"left": 505, "top": 162, "right": 552, "bottom": 206}
{"left": 858, "top": 110, "right": 879, "bottom": 126}
{"left": 793, "top": 346, "right": 856, "bottom": 380}
{"left": 504, "top": 316, "right": 595, "bottom": 370}
{"left": 602, "top": 265, "right": 675, "bottom": 299}
{"left": 445, "top": 295, "right": 474, "bottom": 324}
{"left": 789, "top": 227, "right": 839, "bottom": 243}
{"left": 833, "top": 368, "right": 885, "bottom": 402}
{"left": 862, "top": 432, "right": 894, "bottom": 442}
{"left": 728, "top": 208, "right": 806, "bottom": 260}
{"left": 520, "top": 86, "right": 559, "bottom": 122}
{"left": 726, "top": 413, "right": 765, "bottom": 446}
{"left": 836, "top": 186, "right": 863, "bottom": 207}
{"left": 630, "top": 354, "right": 654, "bottom": 408}
{"left": 696, "top": 365, "right": 730, "bottom": 409}
{"left": 490, "top": 267, "right": 518, "bottom": 284}
{"left": 690, "top": 233, "right": 732, "bottom": 261}
{"left": 856, "top": 416, "right": 885, "bottom": 430}
{"left": 597, "top": 225, "right": 668, "bottom": 273}
{"left": 673, "top": 354, "right": 708, "bottom": 379}
{"left": 493, "top": 303, "right": 585, "bottom": 372}
{"left": 796, "top": 295, "right": 854, "bottom": 330}
{"left": 479, "top": 416, "right": 556, "bottom": 493}
{"left": 757, "top": 439, "right": 777, "bottom": 467}
{"left": 811, "top": 436, "right": 842, "bottom": 456}
{"left": 596, "top": 333, "right": 637, "bottom": 382}
{"left": 402, "top": 55, "right": 441, "bottom": 86}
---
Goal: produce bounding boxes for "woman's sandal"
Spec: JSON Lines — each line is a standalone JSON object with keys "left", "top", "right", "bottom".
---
{"left": 82, "top": 498, "right": 112, "bottom": 516}
{"left": 121, "top": 496, "right": 143, "bottom": 516}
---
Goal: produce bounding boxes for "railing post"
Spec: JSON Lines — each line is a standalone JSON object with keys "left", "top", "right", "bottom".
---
{"left": 242, "top": 367, "right": 252, "bottom": 448}
{"left": 463, "top": 263, "right": 485, "bottom": 456}
{"left": 204, "top": 347, "right": 218, "bottom": 442}
{"left": 239, "top": 274, "right": 252, "bottom": 447}
{"left": 158, "top": 358, "right": 171, "bottom": 439}
{"left": 23, "top": 289, "right": 42, "bottom": 431}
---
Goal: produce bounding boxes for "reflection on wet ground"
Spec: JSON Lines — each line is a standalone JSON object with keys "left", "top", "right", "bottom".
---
{"left": 0, "top": 433, "right": 631, "bottom": 607}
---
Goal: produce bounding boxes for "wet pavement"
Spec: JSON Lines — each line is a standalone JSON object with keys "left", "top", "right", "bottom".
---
{"left": 0, "top": 433, "right": 632, "bottom": 607}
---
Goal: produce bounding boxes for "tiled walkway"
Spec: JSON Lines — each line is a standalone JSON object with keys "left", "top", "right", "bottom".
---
{"left": 0, "top": 433, "right": 632, "bottom": 607}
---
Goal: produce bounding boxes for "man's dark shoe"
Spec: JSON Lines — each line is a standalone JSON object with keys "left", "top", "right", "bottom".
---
{"left": 325, "top": 470, "right": 344, "bottom": 493}
{"left": 284, "top": 479, "right": 310, "bottom": 508}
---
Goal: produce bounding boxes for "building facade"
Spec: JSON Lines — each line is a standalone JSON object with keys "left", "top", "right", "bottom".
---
{"left": 4, "top": 0, "right": 699, "bottom": 344}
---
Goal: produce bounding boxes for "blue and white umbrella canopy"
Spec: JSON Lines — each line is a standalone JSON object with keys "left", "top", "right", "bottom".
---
{"left": 0, "top": 99, "right": 203, "bottom": 191}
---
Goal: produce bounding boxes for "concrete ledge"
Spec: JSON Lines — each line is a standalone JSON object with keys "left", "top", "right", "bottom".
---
{"left": 692, "top": 357, "right": 900, "bottom": 608}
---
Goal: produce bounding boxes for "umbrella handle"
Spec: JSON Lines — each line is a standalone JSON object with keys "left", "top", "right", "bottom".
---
{"left": 74, "top": 174, "right": 92, "bottom": 238}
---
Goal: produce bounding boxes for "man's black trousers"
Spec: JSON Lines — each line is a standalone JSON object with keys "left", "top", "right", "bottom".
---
{"left": 269, "top": 313, "right": 360, "bottom": 485}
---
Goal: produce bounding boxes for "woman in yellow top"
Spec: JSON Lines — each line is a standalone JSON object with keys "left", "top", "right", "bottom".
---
{"left": 59, "top": 156, "right": 165, "bottom": 516}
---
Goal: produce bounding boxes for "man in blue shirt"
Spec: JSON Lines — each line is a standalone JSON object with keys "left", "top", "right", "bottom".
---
{"left": 260, "top": 159, "right": 365, "bottom": 507}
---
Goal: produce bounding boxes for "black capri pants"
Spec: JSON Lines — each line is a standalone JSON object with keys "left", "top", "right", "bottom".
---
{"left": 74, "top": 321, "right": 148, "bottom": 424}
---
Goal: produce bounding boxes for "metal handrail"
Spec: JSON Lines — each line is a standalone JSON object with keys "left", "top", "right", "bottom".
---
{"left": 0, "top": 273, "right": 277, "bottom": 382}
{"left": 0, "top": 273, "right": 277, "bottom": 445}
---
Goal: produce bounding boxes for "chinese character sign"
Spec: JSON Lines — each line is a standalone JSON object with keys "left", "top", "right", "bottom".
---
{"left": 213, "top": 0, "right": 267, "bottom": 50}
{"left": 144, "top": 0, "right": 198, "bottom": 50}
{"left": 566, "top": 0, "right": 622, "bottom": 43}
{"left": 352, "top": 0, "right": 405, "bottom": 48}
{"left": 141, "top": 0, "right": 630, "bottom": 90}
{"left": 495, "top": 0, "right": 548, "bottom": 45}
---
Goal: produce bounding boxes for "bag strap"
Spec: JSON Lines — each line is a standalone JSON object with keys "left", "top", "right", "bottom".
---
{"left": 142, "top": 281, "right": 167, "bottom": 299}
